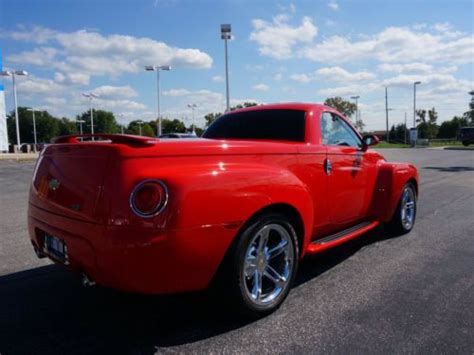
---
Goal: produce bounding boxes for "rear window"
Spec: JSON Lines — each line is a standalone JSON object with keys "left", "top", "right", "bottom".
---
{"left": 460, "top": 127, "right": 474, "bottom": 134}
{"left": 203, "top": 109, "right": 306, "bottom": 142}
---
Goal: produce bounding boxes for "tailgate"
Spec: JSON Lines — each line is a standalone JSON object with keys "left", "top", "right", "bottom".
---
{"left": 31, "top": 144, "right": 114, "bottom": 223}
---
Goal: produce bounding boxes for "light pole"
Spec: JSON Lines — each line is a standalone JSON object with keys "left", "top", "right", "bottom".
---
{"left": 26, "top": 108, "right": 38, "bottom": 152}
{"left": 82, "top": 92, "right": 99, "bottom": 136}
{"left": 221, "top": 24, "right": 232, "bottom": 112}
{"left": 137, "top": 121, "right": 144, "bottom": 136}
{"left": 350, "top": 95, "right": 359, "bottom": 123}
{"left": 187, "top": 103, "right": 197, "bottom": 135}
{"left": 413, "top": 81, "right": 421, "bottom": 128}
{"left": 118, "top": 113, "right": 125, "bottom": 134}
{"left": 76, "top": 119, "right": 85, "bottom": 135}
{"left": 145, "top": 65, "right": 171, "bottom": 137}
{"left": 413, "top": 81, "right": 421, "bottom": 147}
{"left": 1, "top": 70, "right": 28, "bottom": 148}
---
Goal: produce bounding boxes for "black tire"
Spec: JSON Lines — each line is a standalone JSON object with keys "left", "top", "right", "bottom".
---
{"left": 462, "top": 141, "right": 469, "bottom": 147}
{"left": 387, "top": 183, "right": 417, "bottom": 236}
{"left": 225, "top": 213, "right": 299, "bottom": 317}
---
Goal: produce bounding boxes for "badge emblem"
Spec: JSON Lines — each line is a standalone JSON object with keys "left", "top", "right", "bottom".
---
{"left": 49, "top": 179, "right": 60, "bottom": 191}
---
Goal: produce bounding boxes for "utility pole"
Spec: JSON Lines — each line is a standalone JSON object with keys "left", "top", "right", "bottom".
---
{"left": 404, "top": 112, "right": 407, "bottom": 145}
{"left": 221, "top": 24, "right": 232, "bottom": 112}
{"left": 385, "top": 87, "right": 389, "bottom": 143}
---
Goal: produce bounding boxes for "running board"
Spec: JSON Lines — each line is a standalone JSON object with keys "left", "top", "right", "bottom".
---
{"left": 306, "top": 221, "right": 379, "bottom": 254}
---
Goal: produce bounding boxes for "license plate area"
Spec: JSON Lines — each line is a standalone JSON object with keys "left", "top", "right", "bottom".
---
{"left": 44, "top": 234, "right": 69, "bottom": 264}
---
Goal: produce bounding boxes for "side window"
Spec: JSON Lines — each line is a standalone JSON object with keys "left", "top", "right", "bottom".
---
{"left": 320, "top": 112, "right": 362, "bottom": 148}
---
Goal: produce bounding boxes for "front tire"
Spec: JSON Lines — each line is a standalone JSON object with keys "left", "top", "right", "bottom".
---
{"left": 228, "top": 213, "right": 299, "bottom": 317}
{"left": 387, "top": 183, "right": 417, "bottom": 235}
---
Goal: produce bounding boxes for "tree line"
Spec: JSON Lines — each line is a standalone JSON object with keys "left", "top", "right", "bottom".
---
{"left": 6, "top": 92, "right": 473, "bottom": 144}
{"left": 6, "top": 108, "right": 200, "bottom": 143}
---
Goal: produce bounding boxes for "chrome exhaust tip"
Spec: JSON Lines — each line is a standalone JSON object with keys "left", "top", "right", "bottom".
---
{"left": 81, "top": 273, "right": 96, "bottom": 287}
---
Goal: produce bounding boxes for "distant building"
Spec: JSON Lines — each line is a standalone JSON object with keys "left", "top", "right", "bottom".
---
{"left": 0, "top": 51, "right": 8, "bottom": 152}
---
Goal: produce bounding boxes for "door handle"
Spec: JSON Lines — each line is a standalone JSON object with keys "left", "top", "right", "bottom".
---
{"left": 324, "top": 159, "right": 332, "bottom": 175}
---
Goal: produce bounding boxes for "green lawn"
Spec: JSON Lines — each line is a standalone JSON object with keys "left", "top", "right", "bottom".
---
{"left": 376, "top": 142, "right": 411, "bottom": 148}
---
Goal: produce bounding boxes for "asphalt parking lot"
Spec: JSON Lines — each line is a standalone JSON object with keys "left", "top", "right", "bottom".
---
{"left": 0, "top": 149, "right": 473, "bottom": 354}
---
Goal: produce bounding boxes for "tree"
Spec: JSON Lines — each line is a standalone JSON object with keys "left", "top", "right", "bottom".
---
{"left": 355, "top": 119, "right": 366, "bottom": 132}
{"left": 76, "top": 110, "right": 119, "bottom": 134}
{"left": 463, "top": 90, "right": 474, "bottom": 125}
{"left": 127, "top": 121, "right": 154, "bottom": 137}
{"left": 204, "top": 112, "right": 222, "bottom": 127}
{"left": 324, "top": 97, "right": 357, "bottom": 117}
{"left": 437, "top": 116, "right": 469, "bottom": 138}
{"left": 161, "top": 118, "right": 186, "bottom": 134}
{"left": 230, "top": 102, "right": 259, "bottom": 111}
{"left": 7, "top": 107, "right": 64, "bottom": 143}
{"left": 394, "top": 123, "right": 408, "bottom": 142}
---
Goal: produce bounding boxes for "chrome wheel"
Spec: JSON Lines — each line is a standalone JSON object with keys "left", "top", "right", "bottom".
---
{"left": 242, "top": 223, "right": 294, "bottom": 306}
{"left": 400, "top": 186, "right": 416, "bottom": 230}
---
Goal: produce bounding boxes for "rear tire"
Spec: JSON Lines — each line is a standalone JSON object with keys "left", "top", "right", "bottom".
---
{"left": 226, "top": 213, "right": 299, "bottom": 317}
{"left": 387, "top": 183, "right": 417, "bottom": 236}
{"left": 462, "top": 141, "right": 469, "bottom": 146}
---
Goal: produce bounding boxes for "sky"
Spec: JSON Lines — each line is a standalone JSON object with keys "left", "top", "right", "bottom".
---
{"left": 0, "top": 0, "right": 473, "bottom": 130}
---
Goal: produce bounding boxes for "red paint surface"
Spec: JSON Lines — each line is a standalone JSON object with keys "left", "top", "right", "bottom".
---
{"left": 28, "top": 103, "right": 419, "bottom": 294}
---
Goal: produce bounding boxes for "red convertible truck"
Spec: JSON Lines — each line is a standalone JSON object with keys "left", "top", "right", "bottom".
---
{"left": 28, "top": 103, "right": 418, "bottom": 315}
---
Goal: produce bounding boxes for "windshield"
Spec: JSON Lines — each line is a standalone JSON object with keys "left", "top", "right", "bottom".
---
{"left": 203, "top": 109, "right": 306, "bottom": 142}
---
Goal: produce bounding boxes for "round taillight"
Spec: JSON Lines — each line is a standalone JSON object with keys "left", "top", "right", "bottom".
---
{"left": 130, "top": 180, "right": 168, "bottom": 218}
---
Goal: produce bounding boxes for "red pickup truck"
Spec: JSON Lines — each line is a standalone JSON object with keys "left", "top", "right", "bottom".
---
{"left": 28, "top": 103, "right": 418, "bottom": 316}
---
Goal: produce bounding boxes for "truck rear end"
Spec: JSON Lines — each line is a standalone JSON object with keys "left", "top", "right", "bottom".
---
{"left": 27, "top": 135, "right": 168, "bottom": 289}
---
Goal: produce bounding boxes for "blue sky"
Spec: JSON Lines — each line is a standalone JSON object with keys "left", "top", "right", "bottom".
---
{"left": 1, "top": 0, "right": 473, "bottom": 130}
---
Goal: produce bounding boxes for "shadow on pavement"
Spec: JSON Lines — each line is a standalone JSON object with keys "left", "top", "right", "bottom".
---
{"left": 0, "top": 227, "right": 393, "bottom": 354}
{"left": 423, "top": 166, "right": 474, "bottom": 172}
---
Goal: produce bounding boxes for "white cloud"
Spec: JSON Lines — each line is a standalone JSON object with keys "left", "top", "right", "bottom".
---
{"left": 317, "top": 66, "right": 375, "bottom": 82}
{"left": 300, "top": 26, "right": 474, "bottom": 64}
{"left": 250, "top": 15, "right": 317, "bottom": 59}
{"left": 328, "top": 1, "right": 339, "bottom": 11}
{"left": 273, "top": 73, "right": 283, "bottom": 81}
{"left": 252, "top": 83, "right": 270, "bottom": 91}
{"left": 158, "top": 88, "right": 260, "bottom": 127}
{"left": 212, "top": 75, "right": 225, "bottom": 83}
{"left": 3, "top": 25, "right": 213, "bottom": 79}
{"left": 290, "top": 73, "right": 312, "bottom": 83}
{"left": 91, "top": 85, "right": 138, "bottom": 98}
{"left": 291, "top": 66, "right": 375, "bottom": 83}
{"left": 54, "top": 72, "right": 90, "bottom": 86}
{"left": 377, "top": 63, "right": 433, "bottom": 74}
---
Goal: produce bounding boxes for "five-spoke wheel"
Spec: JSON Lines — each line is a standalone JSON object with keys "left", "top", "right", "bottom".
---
{"left": 226, "top": 213, "right": 299, "bottom": 316}
{"left": 388, "top": 183, "right": 417, "bottom": 235}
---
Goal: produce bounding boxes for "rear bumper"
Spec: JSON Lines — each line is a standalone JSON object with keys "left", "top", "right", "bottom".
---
{"left": 28, "top": 203, "right": 237, "bottom": 294}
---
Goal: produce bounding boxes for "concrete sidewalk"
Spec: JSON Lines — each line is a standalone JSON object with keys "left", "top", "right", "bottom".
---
{"left": 0, "top": 153, "right": 39, "bottom": 162}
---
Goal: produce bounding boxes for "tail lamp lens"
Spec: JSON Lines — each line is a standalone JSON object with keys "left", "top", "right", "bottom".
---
{"left": 130, "top": 180, "right": 168, "bottom": 217}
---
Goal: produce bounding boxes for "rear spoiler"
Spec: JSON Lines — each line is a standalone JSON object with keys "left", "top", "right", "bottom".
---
{"left": 52, "top": 134, "right": 158, "bottom": 147}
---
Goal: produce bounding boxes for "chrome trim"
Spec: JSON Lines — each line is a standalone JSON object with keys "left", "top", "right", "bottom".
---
{"left": 129, "top": 179, "right": 169, "bottom": 218}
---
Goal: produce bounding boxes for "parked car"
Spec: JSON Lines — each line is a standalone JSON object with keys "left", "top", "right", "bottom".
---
{"left": 458, "top": 127, "right": 474, "bottom": 146}
{"left": 159, "top": 133, "right": 197, "bottom": 138}
{"left": 28, "top": 103, "right": 419, "bottom": 316}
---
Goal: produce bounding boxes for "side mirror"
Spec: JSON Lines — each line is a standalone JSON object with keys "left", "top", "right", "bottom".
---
{"left": 362, "top": 134, "right": 379, "bottom": 151}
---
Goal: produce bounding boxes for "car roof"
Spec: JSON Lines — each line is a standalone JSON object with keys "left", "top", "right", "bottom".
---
{"left": 226, "top": 103, "right": 330, "bottom": 114}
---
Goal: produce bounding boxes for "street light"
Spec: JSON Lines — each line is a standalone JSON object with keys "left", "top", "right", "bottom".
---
{"left": 413, "top": 81, "right": 421, "bottom": 147}
{"left": 76, "top": 119, "right": 85, "bottom": 135}
{"left": 145, "top": 65, "right": 171, "bottom": 137}
{"left": 1, "top": 70, "right": 28, "bottom": 148}
{"left": 82, "top": 92, "right": 99, "bottom": 137}
{"left": 187, "top": 103, "right": 197, "bottom": 135}
{"left": 221, "top": 24, "right": 232, "bottom": 112}
{"left": 137, "top": 120, "right": 144, "bottom": 136}
{"left": 350, "top": 95, "right": 360, "bottom": 123}
{"left": 26, "top": 108, "right": 38, "bottom": 152}
{"left": 413, "top": 81, "right": 421, "bottom": 128}
{"left": 118, "top": 113, "right": 125, "bottom": 134}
